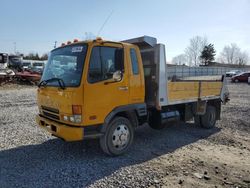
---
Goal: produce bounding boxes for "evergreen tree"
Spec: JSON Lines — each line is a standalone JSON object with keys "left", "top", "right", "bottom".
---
{"left": 24, "top": 52, "right": 41, "bottom": 60}
{"left": 35, "top": 53, "right": 39, "bottom": 60}
{"left": 40, "top": 53, "right": 48, "bottom": 60}
{"left": 200, "top": 44, "right": 216, "bottom": 66}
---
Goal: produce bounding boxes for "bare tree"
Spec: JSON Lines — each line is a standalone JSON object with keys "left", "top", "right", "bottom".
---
{"left": 237, "top": 51, "right": 249, "bottom": 66}
{"left": 185, "top": 36, "right": 208, "bottom": 66}
{"left": 220, "top": 43, "right": 241, "bottom": 64}
{"left": 172, "top": 54, "right": 187, "bottom": 65}
{"left": 220, "top": 43, "right": 249, "bottom": 65}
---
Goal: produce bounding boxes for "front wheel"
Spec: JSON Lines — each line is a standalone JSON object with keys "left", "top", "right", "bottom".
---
{"left": 100, "top": 116, "right": 134, "bottom": 156}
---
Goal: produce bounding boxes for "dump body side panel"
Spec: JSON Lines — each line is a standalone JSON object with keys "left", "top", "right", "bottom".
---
{"left": 167, "top": 81, "right": 223, "bottom": 105}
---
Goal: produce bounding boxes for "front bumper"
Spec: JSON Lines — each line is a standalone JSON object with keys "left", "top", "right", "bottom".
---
{"left": 36, "top": 115, "right": 103, "bottom": 141}
{"left": 36, "top": 115, "right": 84, "bottom": 141}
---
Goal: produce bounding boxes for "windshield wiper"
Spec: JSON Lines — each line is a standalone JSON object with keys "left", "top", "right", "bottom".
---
{"left": 38, "top": 78, "right": 66, "bottom": 90}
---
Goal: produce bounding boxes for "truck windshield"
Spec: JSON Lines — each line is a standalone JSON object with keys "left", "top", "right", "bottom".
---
{"left": 41, "top": 44, "right": 87, "bottom": 87}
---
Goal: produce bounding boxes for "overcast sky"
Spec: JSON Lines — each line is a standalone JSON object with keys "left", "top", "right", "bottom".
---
{"left": 0, "top": 0, "right": 249, "bottom": 62}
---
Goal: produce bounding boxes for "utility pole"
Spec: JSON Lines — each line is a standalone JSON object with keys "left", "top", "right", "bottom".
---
{"left": 13, "top": 42, "right": 16, "bottom": 54}
{"left": 54, "top": 41, "right": 57, "bottom": 49}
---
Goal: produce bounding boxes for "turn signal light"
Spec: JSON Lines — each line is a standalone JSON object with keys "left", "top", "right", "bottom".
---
{"left": 73, "top": 39, "right": 79, "bottom": 43}
{"left": 72, "top": 105, "right": 82, "bottom": 115}
{"left": 96, "top": 37, "right": 103, "bottom": 43}
{"left": 67, "top": 41, "right": 72, "bottom": 45}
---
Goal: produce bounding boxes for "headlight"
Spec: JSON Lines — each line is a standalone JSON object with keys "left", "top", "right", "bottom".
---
{"left": 74, "top": 115, "right": 82, "bottom": 123}
{"left": 69, "top": 116, "right": 75, "bottom": 122}
{"left": 61, "top": 105, "right": 82, "bottom": 123}
{"left": 61, "top": 115, "right": 82, "bottom": 123}
{"left": 63, "top": 115, "right": 68, "bottom": 121}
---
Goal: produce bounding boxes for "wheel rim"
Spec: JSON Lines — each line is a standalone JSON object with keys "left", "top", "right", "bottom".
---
{"left": 112, "top": 124, "right": 130, "bottom": 150}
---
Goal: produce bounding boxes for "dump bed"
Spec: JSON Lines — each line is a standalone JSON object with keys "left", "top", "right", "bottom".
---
{"left": 168, "top": 78, "right": 224, "bottom": 105}
{"left": 123, "top": 36, "right": 229, "bottom": 108}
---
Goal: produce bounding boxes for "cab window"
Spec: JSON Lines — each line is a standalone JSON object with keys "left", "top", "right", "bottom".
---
{"left": 130, "top": 48, "right": 139, "bottom": 75}
{"left": 88, "top": 46, "right": 124, "bottom": 83}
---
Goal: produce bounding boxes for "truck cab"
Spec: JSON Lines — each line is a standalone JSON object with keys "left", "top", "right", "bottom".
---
{"left": 0, "top": 53, "right": 15, "bottom": 82}
{"left": 8, "top": 55, "right": 23, "bottom": 71}
{"left": 36, "top": 36, "right": 229, "bottom": 156}
{"left": 0, "top": 53, "right": 8, "bottom": 69}
{"left": 37, "top": 37, "right": 148, "bottom": 155}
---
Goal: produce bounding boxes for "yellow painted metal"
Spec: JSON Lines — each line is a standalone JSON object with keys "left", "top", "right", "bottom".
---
{"left": 37, "top": 40, "right": 145, "bottom": 133}
{"left": 82, "top": 42, "right": 145, "bottom": 126}
{"left": 127, "top": 45, "right": 145, "bottom": 104}
{"left": 168, "top": 81, "right": 222, "bottom": 102}
{"left": 36, "top": 115, "right": 83, "bottom": 141}
{"left": 37, "top": 86, "right": 84, "bottom": 127}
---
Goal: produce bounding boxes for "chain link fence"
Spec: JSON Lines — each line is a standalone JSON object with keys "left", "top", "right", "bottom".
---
{"left": 167, "top": 66, "right": 250, "bottom": 79}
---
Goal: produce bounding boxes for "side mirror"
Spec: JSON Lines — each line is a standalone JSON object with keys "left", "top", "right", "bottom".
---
{"left": 113, "top": 70, "right": 122, "bottom": 82}
{"left": 104, "top": 70, "right": 123, "bottom": 85}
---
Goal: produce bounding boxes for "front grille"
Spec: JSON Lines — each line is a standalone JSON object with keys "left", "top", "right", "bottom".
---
{"left": 41, "top": 106, "right": 60, "bottom": 120}
{"left": 41, "top": 106, "right": 59, "bottom": 113}
{"left": 43, "top": 111, "right": 60, "bottom": 120}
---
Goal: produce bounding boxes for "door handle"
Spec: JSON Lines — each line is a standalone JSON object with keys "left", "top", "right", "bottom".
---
{"left": 118, "top": 86, "right": 129, "bottom": 91}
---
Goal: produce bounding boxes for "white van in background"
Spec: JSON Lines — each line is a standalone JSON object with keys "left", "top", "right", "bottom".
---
{"left": 22, "top": 60, "right": 46, "bottom": 73}
{"left": 22, "top": 61, "right": 32, "bottom": 70}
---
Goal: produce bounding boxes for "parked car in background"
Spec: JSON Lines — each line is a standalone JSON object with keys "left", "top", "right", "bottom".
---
{"left": 226, "top": 70, "right": 242, "bottom": 77}
{"left": 231, "top": 72, "right": 250, "bottom": 82}
{"left": 32, "top": 62, "right": 45, "bottom": 73}
{"left": 21, "top": 60, "right": 46, "bottom": 73}
{"left": 22, "top": 61, "right": 32, "bottom": 70}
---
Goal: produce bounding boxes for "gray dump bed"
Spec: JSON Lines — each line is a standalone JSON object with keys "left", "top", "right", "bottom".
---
{"left": 122, "top": 36, "right": 229, "bottom": 109}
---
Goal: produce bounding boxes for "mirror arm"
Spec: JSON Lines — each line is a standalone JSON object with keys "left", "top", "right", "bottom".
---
{"left": 104, "top": 80, "right": 117, "bottom": 85}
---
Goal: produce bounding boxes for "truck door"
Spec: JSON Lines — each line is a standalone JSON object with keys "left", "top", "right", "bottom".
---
{"left": 83, "top": 43, "right": 129, "bottom": 125}
{"left": 128, "top": 48, "right": 144, "bottom": 104}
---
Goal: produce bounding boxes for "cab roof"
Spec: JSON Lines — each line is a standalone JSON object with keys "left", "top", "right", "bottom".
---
{"left": 55, "top": 36, "right": 157, "bottom": 51}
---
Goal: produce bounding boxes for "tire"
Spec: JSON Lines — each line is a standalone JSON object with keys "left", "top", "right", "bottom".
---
{"left": 200, "top": 106, "right": 216, "bottom": 129}
{"left": 235, "top": 79, "right": 239, "bottom": 83}
{"left": 99, "top": 116, "right": 134, "bottom": 156}
{"left": 194, "top": 115, "right": 201, "bottom": 126}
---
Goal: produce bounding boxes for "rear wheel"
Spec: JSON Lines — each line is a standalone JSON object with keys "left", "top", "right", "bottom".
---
{"left": 200, "top": 106, "right": 217, "bottom": 129}
{"left": 100, "top": 116, "right": 134, "bottom": 156}
{"left": 194, "top": 115, "right": 201, "bottom": 126}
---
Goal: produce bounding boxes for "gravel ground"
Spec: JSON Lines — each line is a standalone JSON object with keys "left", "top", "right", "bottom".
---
{"left": 0, "top": 82, "right": 249, "bottom": 188}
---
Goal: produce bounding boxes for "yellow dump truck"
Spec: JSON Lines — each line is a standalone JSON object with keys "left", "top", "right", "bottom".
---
{"left": 36, "top": 36, "right": 229, "bottom": 155}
